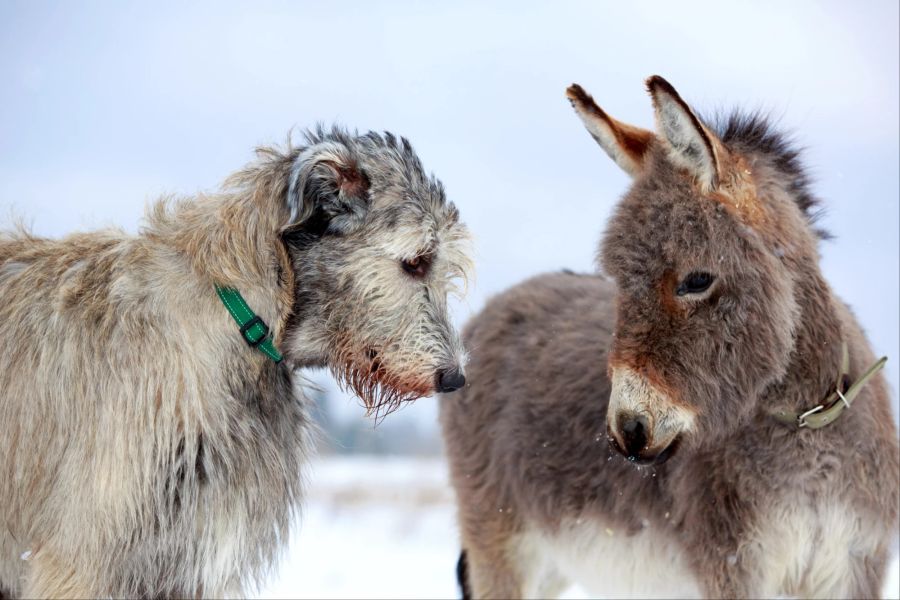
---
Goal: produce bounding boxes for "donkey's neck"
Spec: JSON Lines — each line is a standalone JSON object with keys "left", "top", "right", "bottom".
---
{"left": 762, "top": 264, "right": 846, "bottom": 413}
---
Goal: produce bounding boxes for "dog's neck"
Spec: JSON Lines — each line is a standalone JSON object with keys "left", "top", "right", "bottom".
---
{"left": 147, "top": 191, "right": 297, "bottom": 360}
{"left": 277, "top": 227, "right": 333, "bottom": 369}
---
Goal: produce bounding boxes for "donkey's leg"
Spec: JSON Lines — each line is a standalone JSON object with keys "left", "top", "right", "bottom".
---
{"left": 463, "top": 544, "right": 524, "bottom": 599}
{"left": 462, "top": 531, "right": 568, "bottom": 599}
{"left": 464, "top": 548, "right": 567, "bottom": 600}
{"left": 508, "top": 531, "right": 568, "bottom": 599}
{"left": 456, "top": 488, "right": 525, "bottom": 599}
{"left": 459, "top": 506, "right": 565, "bottom": 600}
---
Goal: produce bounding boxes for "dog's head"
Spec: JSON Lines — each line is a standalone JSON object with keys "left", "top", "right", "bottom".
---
{"left": 276, "top": 127, "right": 472, "bottom": 415}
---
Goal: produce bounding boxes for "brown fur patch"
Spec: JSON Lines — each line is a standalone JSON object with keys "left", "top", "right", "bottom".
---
{"left": 657, "top": 269, "right": 683, "bottom": 316}
{"left": 567, "top": 83, "right": 653, "bottom": 172}
{"left": 617, "top": 125, "right": 654, "bottom": 167}
{"left": 331, "top": 332, "right": 434, "bottom": 421}
{"left": 329, "top": 161, "right": 371, "bottom": 199}
{"left": 709, "top": 154, "right": 767, "bottom": 226}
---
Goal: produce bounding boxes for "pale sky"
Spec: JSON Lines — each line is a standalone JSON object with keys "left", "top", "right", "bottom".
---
{"left": 1, "top": 0, "right": 897, "bottom": 429}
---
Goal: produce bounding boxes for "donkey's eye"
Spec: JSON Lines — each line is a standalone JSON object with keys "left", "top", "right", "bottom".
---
{"left": 676, "top": 272, "right": 714, "bottom": 296}
{"left": 401, "top": 254, "right": 431, "bottom": 278}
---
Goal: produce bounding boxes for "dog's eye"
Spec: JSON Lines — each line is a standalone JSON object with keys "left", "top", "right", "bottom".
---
{"left": 401, "top": 254, "right": 431, "bottom": 278}
{"left": 676, "top": 272, "right": 714, "bottom": 296}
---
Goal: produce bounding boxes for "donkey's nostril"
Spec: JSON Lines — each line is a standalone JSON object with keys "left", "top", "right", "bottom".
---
{"left": 437, "top": 369, "right": 466, "bottom": 393}
{"left": 618, "top": 414, "right": 649, "bottom": 460}
{"left": 622, "top": 419, "right": 642, "bottom": 435}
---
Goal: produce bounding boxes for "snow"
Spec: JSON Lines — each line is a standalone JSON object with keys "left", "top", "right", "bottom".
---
{"left": 257, "top": 456, "right": 460, "bottom": 599}
{"left": 258, "top": 456, "right": 900, "bottom": 599}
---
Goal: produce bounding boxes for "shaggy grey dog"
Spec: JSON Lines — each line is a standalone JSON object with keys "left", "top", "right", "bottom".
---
{"left": 441, "top": 77, "right": 898, "bottom": 598}
{"left": 0, "top": 127, "right": 471, "bottom": 598}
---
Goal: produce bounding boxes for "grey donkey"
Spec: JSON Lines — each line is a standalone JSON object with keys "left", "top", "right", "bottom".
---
{"left": 0, "top": 126, "right": 472, "bottom": 598}
{"left": 440, "top": 77, "right": 898, "bottom": 598}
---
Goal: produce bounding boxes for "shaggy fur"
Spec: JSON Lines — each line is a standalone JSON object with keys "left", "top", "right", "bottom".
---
{"left": 440, "top": 77, "right": 898, "bottom": 598}
{"left": 0, "top": 127, "right": 471, "bottom": 598}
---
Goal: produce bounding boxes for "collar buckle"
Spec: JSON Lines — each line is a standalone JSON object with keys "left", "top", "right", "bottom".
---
{"left": 215, "top": 285, "right": 284, "bottom": 364}
{"left": 797, "top": 404, "right": 824, "bottom": 428}
{"left": 239, "top": 315, "right": 270, "bottom": 348}
{"left": 835, "top": 388, "right": 851, "bottom": 409}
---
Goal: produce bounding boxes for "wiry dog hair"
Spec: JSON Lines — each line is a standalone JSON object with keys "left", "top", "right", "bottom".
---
{"left": 0, "top": 124, "right": 470, "bottom": 598}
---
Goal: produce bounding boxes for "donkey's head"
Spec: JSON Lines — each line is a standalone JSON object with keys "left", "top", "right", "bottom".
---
{"left": 269, "top": 127, "right": 471, "bottom": 415}
{"left": 568, "top": 77, "right": 823, "bottom": 463}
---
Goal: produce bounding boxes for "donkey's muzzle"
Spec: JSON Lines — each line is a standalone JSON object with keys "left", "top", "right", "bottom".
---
{"left": 437, "top": 369, "right": 466, "bottom": 393}
{"left": 608, "top": 413, "right": 680, "bottom": 466}
{"left": 607, "top": 367, "right": 692, "bottom": 466}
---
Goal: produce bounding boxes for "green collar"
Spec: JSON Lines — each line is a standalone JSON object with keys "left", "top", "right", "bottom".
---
{"left": 770, "top": 342, "right": 887, "bottom": 430}
{"left": 215, "top": 285, "right": 283, "bottom": 364}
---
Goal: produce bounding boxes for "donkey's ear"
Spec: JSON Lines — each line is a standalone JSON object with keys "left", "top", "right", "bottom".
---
{"left": 286, "top": 141, "right": 371, "bottom": 235}
{"left": 646, "top": 75, "right": 724, "bottom": 190}
{"left": 566, "top": 83, "right": 654, "bottom": 178}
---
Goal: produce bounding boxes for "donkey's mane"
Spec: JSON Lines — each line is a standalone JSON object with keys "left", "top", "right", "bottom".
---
{"left": 708, "top": 110, "right": 828, "bottom": 239}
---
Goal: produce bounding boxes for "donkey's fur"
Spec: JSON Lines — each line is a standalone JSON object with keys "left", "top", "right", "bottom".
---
{"left": 440, "top": 78, "right": 898, "bottom": 598}
{"left": 0, "top": 127, "right": 470, "bottom": 598}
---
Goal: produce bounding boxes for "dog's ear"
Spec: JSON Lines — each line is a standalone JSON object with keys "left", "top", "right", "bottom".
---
{"left": 286, "top": 141, "right": 371, "bottom": 235}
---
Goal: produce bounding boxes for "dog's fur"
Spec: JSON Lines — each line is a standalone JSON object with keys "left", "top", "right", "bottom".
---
{"left": 0, "top": 127, "right": 471, "bottom": 598}
{"left": 439, "top": 78, "right": 898, "bottom": 598}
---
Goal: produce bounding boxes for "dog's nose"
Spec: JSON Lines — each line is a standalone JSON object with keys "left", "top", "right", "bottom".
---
{"left": 618, "top": 413, "right": 649, "bottom": 460}
{"left": 437, "top": 369, "right": 466, "bottom": 393}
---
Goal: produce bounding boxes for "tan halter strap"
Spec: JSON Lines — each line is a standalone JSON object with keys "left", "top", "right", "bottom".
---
{"left": 771, "top": 342, "right": 888, "bottom": 430}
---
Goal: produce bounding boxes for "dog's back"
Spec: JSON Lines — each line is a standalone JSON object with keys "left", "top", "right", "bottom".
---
{"left": 0, "top": 229, "right": 139, "bottom": 596}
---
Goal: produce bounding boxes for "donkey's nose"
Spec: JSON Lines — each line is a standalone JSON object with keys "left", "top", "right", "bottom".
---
{"left": 618, "top": 414, "right": 650, "bottom": 460}
{"left": 437, "top": 369, "right": 466, "bottom": 393}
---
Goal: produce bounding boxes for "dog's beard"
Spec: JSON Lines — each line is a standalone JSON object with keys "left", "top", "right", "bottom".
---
{"left": 330, "top": 337, "right": 433, "bottom": 422}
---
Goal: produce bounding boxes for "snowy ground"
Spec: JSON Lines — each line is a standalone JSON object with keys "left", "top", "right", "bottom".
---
{"left": 257, "top": 456, "right": 462, "bottom": 599}
{"left": 257, "top": 456, "right": 900, "bottom": 599}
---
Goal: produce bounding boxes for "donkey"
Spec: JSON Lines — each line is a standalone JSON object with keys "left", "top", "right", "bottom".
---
{"left": 440, "top": 77, "right": 898, "bottom": 599}
{"left": 0, "top": 126, "right": 471, "bottom": 599}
